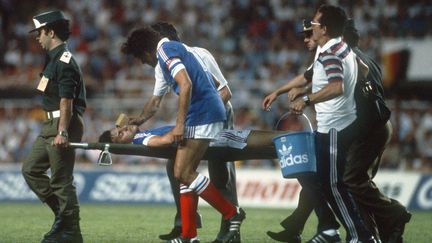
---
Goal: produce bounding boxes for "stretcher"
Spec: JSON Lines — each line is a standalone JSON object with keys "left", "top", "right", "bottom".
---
{"left": 69, "top": 142, "right": 277, "bottom": 166}
{"left": 69, "top": 112, "right": 302, "bottom": 165}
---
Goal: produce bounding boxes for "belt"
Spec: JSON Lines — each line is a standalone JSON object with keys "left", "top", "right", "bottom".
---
{"left": 46, "top": 110, "right": 60, "bottom": 119}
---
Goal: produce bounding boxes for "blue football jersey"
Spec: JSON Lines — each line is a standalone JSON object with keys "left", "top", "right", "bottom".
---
{"left": 133, "top": 125, "right": 174, "bottom": 145}
{"left": 156, "top": 39, "right": 226, "bottom": 126}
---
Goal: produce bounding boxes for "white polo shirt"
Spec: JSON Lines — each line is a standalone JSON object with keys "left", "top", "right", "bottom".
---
{"left": 153, "top": 46, "right": 229, "bottom": 96}
{"left": 312, "top": 37, "right": 358, "bottom": 133}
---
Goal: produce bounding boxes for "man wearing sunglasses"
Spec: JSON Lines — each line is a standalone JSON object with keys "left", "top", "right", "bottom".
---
{"left": 263, "top": 19, "right": 341, "bottom": 243}
{"left": 289, "top": 5, "right": 377, "bottom": 243}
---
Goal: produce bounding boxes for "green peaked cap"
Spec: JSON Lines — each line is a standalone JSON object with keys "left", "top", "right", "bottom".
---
{"left": 29, "top": 10, "right": 67, "bottom": 33}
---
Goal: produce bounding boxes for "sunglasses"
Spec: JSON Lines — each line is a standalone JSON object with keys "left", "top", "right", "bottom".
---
{"left": 310, "top": 20, "right": 321, "bottom": 26}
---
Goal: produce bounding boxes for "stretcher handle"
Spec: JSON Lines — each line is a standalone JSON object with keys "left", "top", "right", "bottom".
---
{"left": 68, "top": 142, "right": 106, "bottom": 150}
{"left": 69, "top": 142, "right": 112, "bottom": 166}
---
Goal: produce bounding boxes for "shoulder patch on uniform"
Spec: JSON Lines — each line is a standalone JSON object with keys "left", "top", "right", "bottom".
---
{"left": 59, "top": 51, "right": 72, "bottom": 64}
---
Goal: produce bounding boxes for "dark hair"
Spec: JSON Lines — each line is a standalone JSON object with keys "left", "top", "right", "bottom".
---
{"left": 317, "top": 4, "right": 347, "bottom": 38}
{"left": 43, "top": 19, "right": 71, "bottom": 41}
{"left": 343, "top": 19, "right": 360, "bottom": 47}
{"left": 151, "top": 22, "right": 180, "bottom": 41}
{"left": 121, "top": 26, "right": 161, "bottom": 58}
{"left": 99, "top": 130, "right": 113, "bottom": 143}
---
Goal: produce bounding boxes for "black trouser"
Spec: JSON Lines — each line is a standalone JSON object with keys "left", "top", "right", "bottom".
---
{"left": 281, "top": 173, "right": 339, "bottom": 234}
{"left": 345, "top": 121, "right": 408, "bottom": 240}
{"left": 22, "top": 113, "right": 83, "bottom": 216}
{"left": 315, "top": 122, "right": 374, "bottom": 242}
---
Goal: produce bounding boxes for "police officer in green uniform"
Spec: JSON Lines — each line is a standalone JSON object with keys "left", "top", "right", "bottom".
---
{"left": 22, "top": 10, "right": 86, "bottom": 243}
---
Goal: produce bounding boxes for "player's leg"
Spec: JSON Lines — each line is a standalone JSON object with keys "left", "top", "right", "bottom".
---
{"left": 209, "top": 103, "right": 242, "bottom": 243}
{"left": 246, "top": 130, "right": 285, "bottom": 147}
{"left": 159, "top": 158, "right": 203, "bottom": 241}
{"left": 169, "top": 139, "right": 207, "bottom": 242}
{"left": 172, "top": 139, "right": 244, "bottom": 242}
{"left": 208, "top": 160, "right": 238, "bottom": 243}
{"left": 208, "top": 160, "right": 238, "bottom": 205}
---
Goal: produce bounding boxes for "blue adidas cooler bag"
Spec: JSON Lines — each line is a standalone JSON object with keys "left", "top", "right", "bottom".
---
{"left": 272, "top": 114, "right": 317, "bottom": 178}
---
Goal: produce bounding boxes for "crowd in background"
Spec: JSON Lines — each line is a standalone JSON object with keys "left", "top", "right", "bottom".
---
{"left": 1, "top": 0, "right": 431, "bottom": 172}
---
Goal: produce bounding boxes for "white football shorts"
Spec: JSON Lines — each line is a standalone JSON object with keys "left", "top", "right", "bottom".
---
{"left": 210, "top": 129, "right": 251, "bottom": 149}
{"left": 184, "top": 122, "right": 224, "bottom": 139}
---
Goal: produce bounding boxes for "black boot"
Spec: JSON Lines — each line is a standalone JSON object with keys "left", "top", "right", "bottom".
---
{"left": 266, "top": 215, "right": 302, "bottom": 243}
{"left": 58, "top": 212, "right": 83, "bottom": 243}
{"left": 159, "top": 226, "right": 182, "bottom": 240}
{"left": 41, "top": 195, "right": 64, "bottom": 243}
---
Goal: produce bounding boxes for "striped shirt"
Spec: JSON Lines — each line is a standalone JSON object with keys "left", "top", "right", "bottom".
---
{"left": 312, "top": 37, "right": 358, "bottom": 133}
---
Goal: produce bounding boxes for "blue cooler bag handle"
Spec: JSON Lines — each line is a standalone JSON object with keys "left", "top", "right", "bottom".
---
{"left": 273, "top": 113, "right": 317, "bottom": 178}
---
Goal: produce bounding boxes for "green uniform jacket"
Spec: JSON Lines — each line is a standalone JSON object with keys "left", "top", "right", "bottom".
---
{"left": 40, "top": 43, "right": 86, "bottom": 115}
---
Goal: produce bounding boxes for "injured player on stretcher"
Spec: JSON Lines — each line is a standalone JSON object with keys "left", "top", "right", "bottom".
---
{"left": 99, "top": 124, "right": 286, "bottom": 149}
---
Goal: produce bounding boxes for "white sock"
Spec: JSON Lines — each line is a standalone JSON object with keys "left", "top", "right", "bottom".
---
{"left": 188, "top": 174, "right": 209, "bottom": 195}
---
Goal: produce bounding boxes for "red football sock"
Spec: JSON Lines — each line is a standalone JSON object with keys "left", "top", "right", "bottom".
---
{"left": 199, "top": 182, "right": 236, "bottom": 219}
{"left": 180, "top": 189, "right": 197, "bottom": 238}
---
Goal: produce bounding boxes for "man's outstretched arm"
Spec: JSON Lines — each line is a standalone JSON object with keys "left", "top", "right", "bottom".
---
{"left": 262, "top": 74, "right": 308, "bottom": 111}
{"left": 129, "top": 95, "right": 164, "bottom": 126}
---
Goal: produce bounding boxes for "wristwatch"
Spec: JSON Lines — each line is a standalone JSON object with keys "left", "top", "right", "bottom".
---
{"left": 302, "top": 95, "right": 311, "bottom": 106}
{"left": 58, "top": 130, "right": 68, "bottom": 138}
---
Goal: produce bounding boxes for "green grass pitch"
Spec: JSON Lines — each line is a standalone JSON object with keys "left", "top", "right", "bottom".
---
{"left": 0, "top": 202, "right": 430, "bottom": 242}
